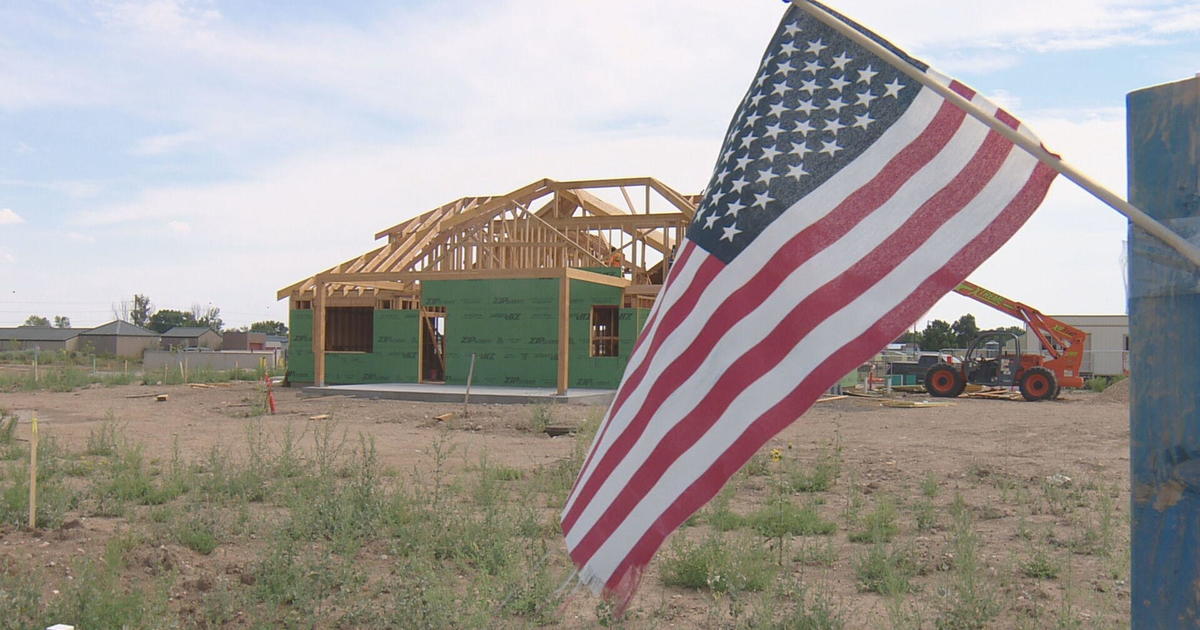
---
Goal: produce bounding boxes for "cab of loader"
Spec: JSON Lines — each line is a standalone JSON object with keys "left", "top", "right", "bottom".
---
{"left": 924, "top": 330, "right": 1059, "bottom": 401}
{"left": 963, "top": 331, "right": 1020, "bottom": 387}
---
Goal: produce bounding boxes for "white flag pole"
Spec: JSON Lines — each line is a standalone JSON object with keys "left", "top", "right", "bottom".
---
{"left": 793, "top": 0, "right": 1200, "bottom": 270}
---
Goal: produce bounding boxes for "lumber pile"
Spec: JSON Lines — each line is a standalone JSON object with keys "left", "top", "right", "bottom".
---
{"left": 964, "top": 387, "right": 1024, "bottom": 400}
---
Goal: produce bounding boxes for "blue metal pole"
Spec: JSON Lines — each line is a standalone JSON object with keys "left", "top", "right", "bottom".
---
{"left": 1128, "top": 75, "right": 1200, "bottom": 628}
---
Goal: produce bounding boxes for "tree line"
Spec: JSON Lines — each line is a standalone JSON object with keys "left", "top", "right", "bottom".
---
{"left": 897, "top": 314, "right": 1025, "bottom": 351}
{"left": 20, "top": 294, "right": 287, "bottom": 336}
{"left": 21, "top": 314, "right": 72, "bottom": 328}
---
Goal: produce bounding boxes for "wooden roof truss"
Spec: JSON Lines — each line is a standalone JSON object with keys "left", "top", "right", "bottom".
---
{"left": 278, "top": 177, "right": 697, "bottom": 304}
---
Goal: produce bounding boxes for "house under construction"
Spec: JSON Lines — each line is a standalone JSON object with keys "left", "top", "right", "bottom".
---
{"left": 278, "top": 177, "right": 698, "bottom": 392}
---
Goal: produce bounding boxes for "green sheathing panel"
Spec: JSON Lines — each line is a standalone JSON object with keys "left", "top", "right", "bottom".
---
{"left": 326, "top": 310, "right": 420, "bottom": 384}
{"left": 288, "top": 308, "right": 419, "bottom": 384}
{"left": 569, "top": 280, "right": 626, "bottom": 389}
{"left": 423, "top": 278, "right": 560, "bottom": 387}
{"left": 371, "top": 310, "right": 420, "bottom": 383}
{"left": 619, "top": 306, "right": 651, "bottom": 354}
{"left": 325, "top": 352, "right": 375, "bottom": 384}
{"left": 606, "top": 306, "right": 650, "bottom": 387}
{"left": 574, "top": 266, "right": 623, "bottom": 278}
{"left": 288, "top": 309, "right": 314, "bottom": 382}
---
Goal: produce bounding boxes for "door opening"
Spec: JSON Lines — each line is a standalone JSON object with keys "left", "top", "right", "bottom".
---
{"left": 420, "top": 309, "right": 446, "bottom": 383}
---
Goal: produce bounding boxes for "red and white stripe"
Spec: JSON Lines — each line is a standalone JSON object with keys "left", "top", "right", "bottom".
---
{"left": 562, "top": 82, "right": 1057, "bottom": 605}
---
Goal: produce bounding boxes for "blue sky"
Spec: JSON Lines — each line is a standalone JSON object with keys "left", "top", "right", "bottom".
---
{"left": 2, "top": 0, "right": 1198, "bottom": 330}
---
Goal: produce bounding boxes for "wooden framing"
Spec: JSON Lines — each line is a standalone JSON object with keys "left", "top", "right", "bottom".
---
{"left": 313, "top": 280, "right": 326, "bottom": 386}
{"left": 280, "top": 177, "right": 698, "bottom": 390}
{"left": 558, "top": 271, "right": 570, "bottom": 395}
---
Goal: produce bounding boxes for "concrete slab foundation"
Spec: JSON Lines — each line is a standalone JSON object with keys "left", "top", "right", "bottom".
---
{"left": 300, "top": 382, "right": 615, "bottom": 405}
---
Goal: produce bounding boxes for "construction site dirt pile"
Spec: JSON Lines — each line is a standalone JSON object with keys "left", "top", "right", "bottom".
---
{"left": 1095, "top": 377, "right": 1131, "bottom": 404}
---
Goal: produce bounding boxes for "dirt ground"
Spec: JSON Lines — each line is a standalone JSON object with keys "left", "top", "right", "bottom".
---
{"left": 0, "top": 380, "right": 1131, "bottom": 628}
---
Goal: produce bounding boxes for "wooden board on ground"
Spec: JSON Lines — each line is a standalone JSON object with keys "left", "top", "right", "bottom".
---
{"left": 881, "top": 399, "right": 955, "bottom": 408}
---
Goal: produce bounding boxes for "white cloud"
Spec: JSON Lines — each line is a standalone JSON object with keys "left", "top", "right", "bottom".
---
{"left": 132, "top": 130, "right": 203, "bottom": 155}
{"left": 67, "top": 232, "right": 96, "bottom": 243}
{"left": 0, "top": 209, "right": 24, "bottom": 225}
{"left": 983, "top": 90, "right": 1023, "bottom": 113}
{"left": 93, "top": 0, "right": 221, "bottom": 34}
{"left": 8, "top": 0, "right": 1194, "bottom": 329}
{"left": 4, "top": 0, "right": 1193, "bottom": 162}
{"left": 0, "top": 178, "right": 104, "bottom": 199}
{"left": 834, "top": 0, "right": 1200, "bottom": 51}
{"left": 926, "top": 51, "right": 1022, "bottom": 76}
{"left": 0, "top": 249, "right": 15, "bottom": 263}
{"left": 922, "top": 107, "right": 1130, "bottom": 328}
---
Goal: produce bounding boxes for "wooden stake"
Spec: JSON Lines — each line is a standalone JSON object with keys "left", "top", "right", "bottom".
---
{"left": 463, "top": 353, "right": 477, "bottom": 416}
{"left": 28, "top": 413, "right": 38, "bottom": 529}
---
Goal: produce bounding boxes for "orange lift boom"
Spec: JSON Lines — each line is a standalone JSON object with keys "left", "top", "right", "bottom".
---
{"left": 951, "top": 281, "right": 1087, "bottom": 389}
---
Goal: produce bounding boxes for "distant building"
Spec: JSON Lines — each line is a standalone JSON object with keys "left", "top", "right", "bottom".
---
{"left": 264, "top": 334, "right": 289, "bottom": 353}
{"left": 0, "top": 327, "right": 85, "bottom": 352}
{"left": 221, "top": 331, "right": 267, "bottom": 351}
{"left": 1024, "top": 315, "right": 1129, "bottom": 378}
{"left": 79, "top": 320, "right": 160, "bottom": 358}
{"left": 160, "top": 326, "right": 222, "bottom": 350}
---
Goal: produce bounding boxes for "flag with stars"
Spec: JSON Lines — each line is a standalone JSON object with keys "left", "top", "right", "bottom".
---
{"left": 561, "top": 0, "right": 1057, "bottom": 608}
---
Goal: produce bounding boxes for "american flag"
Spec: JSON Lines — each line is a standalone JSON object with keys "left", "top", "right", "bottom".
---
{"left": 561, "top": 0, "right": 1057, "bottom": 606}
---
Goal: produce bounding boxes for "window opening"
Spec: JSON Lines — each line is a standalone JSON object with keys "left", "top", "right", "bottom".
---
{"left": 325, "top": 307, "right": 373, "bottom": 352}
{"left": 590, "top": 306, "right": 620, "bottom": 357}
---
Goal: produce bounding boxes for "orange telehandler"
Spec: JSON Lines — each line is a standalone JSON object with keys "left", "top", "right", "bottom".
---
{"left": 924, "top": 281, "right": 1087, "bottom": 401}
